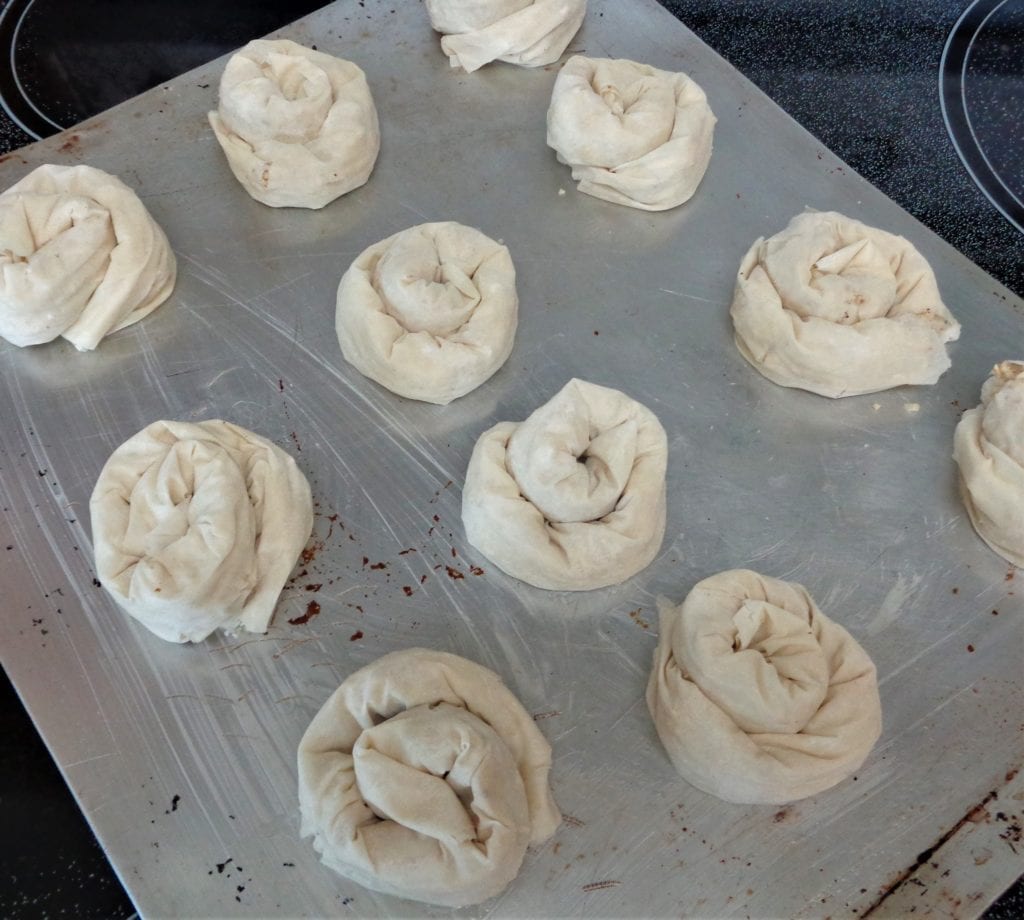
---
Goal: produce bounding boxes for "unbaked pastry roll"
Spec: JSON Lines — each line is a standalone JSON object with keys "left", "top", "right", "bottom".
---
{"left": 731, "top": 211, "right": 960, "bottom": 398}
{"left": 90, "top": 419, "right": 313, "bottom": 644}
{"left": 647, "top": 569, "right": 882, "bottom": 804}
{"left": 298, "top": 648, "right": 560, "bottom": 907}
{"left": 546, "top": 55, "right": 716, "bottom": 211}
{"left": 953, "top": 361, "right": 1024, "bottom": 567}
{"left": 208, "top": 39, "right": 379, "bottom": 209}
{"left": 462, "top": 378, "right": 667, "bottom": 590}
{"left": 0, "top": 163, "right": 175, "bottom": 351}
{"left": 336, "top": 221, "right": 518, "bottom": 404}
{"left": 425, "top": 0, "right": 586, "bottom": 73}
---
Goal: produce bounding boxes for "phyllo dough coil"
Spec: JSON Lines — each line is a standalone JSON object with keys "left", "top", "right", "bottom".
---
{"left": 730, "top": 210, "right": 960, "bottom": 397}
{"left": 0, "top": 163, "right": 176, "bottom": 351}
{"left": 335, "top": 221, "right": 518, "bottom": 404}
{"left": 297, "top": 648, "right": 560, "bottom": 907}
{"left": 209, "top": 39, "right": 379, "bottom": 209}
{"left": 425, "top": 0, "right": 587, "bottom": 73}
{"left": 953, "top": 360, "right": 1024, "bottom": 567}
{"left": 646, "top": 569, "right": 882, "bottom": 804}
{"left": 546, "top": 55, "right": 716, "bottom": 211}
{"left": 462, "top": 378, "right": 667, "bottom": 590}
{"left": 90, "top": 419, "right": 313, "bottom": 644}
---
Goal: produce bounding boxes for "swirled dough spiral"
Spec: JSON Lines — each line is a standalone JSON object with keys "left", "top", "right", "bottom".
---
{"left": 953, "top": 360, "right": 1024, "bottom": 567}
{"left": 546, "top": 55, "right": 716, "bottom": 211}
{"left": 298, "top": 648, "right": 560, "bottom": 906}
{"left": 462, "top": 378, "right": 667, "bottom": 590}
{"left": 208, "top": 39, "right": 380, "bottom": 209}
{"left": 425, "top": 0, "right": 586, "bottom": 73}
{"left": 90, "top": 420, "right": 313, "bottom": 644}
{"left": 336, "top": 221, "right": 518, "bottom": 404}
{"left": 731, "top": 211, "right": 961, "bottom": 397}
{"left": 646, "top": 569, "right": 882, "bottom": 804}
{"left": 0, "top": 163, "right": 176, "bottom": 351}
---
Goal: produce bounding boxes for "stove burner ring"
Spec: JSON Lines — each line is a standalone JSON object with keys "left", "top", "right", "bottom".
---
{"left": 940, "top": 0, "right": 1024, "bottom": 235}
{"left": 0, "top": 0, "right": 61, "bottom": 140}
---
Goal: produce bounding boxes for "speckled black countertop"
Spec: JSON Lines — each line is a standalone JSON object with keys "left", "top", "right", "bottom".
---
{"left": 1, "top": 1, "right": 1021, "bottom": 917}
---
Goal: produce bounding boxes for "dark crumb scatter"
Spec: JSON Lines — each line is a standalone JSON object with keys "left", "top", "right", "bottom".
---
{"left": 402, "top": 586, "right": 414, "bottom": 596}
{"left": 283, "top": 862, "right": 295, "bottom": 867}
{"left": 289, "top": 601, "right": 321, "bottom": 625}
{"left": 92, "top": 578, "right": 101, "bottom": 587}
{"left": 170, "top": 794, "right": 181, "bottom": 812}
{"left": 305, "top": 583, "right": 322, "bottom": 592}
{"left": 350, "top": 630, "right": 364, "bottom": 641}
{"left": 445, "top": 566, "right": 464, "bottom": 580}
{"left": 967, "top": 644, "right": 975, "bottom": 652}
{"left": 370, "top": 561, "right": 387, "bottom": 570}
{"left": 216, "top": 858, "right": 233, "bottom": 873}
{"left": 470, "top": 566, "right": 484, "bottom": 576}
{"left": 951, "top": 587, "right": 959, "bottom": 594}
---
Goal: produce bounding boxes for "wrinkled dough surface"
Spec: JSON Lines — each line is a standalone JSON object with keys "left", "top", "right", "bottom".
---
{"left": 0, "top": 163, "right": 176, "bottom": 350}
{"left": 546, "top": 56, "right": 716, "bottom": 210}
{"left": 730, "top": 211, "right": 960, "bottom": 397}
{"left": 297, "top": 648, "right": 560, "bottom": 906}
{"left": 646, "top": 569, "right": 882, "bottom": 804}
{"left": 208, "top": 39, "right": 379, "bottom": 209}
{"left": 462, "top": 378, "right": 667, "bottom": 590}
{"left": 953, "top": 361, "right": 1024, "bottom": 567}
{"left": 336, "top": 222, "right": 518, "bottom": 404}
{"left": 90, "top": 419, "right": 312, "bottom": 643}
{"left": 425, "top": 0, "right": 586, "bottom": 73}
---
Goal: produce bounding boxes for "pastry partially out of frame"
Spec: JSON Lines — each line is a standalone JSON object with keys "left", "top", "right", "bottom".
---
{"left": 425, "top": 0, "right": 587, "bottom": 74}
{"left": 0, "top": 163, "right": 176, "bottom": 351}
{"left": 953, "top": 360, "right": 1024, "bottom": 568}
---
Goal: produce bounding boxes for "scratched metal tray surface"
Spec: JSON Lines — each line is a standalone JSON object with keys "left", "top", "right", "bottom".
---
{"left": 0, "top": 1, "right": 1022, "bottom": 917}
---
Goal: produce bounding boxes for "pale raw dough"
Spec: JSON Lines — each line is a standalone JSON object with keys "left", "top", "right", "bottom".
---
{"left": 208, "top": 39, "right": 379, "bottom": 209}
{"left": 336, "top": 221, "right": 518, "bottom": 404}
{"left": 731, "top": 211, "right": 961, "bottom": 398}
{"left": 953, "top": 360, "right": 1024, "bottom": 567}
{"left": 90, "top": 420, "right": 313, "bottom": 644}
{"left": 425, "top": 0, "right": 586, "bottom": 73}
{"left": 462, "top": 378, "right": 667, "bottom": 590}
{"left": 646, "top": 569, "right": 882, "bottom": 804}
{"left": 0, "top": 163, "right": 176, "bottom": 351}
{"left": 546, "top": 55, "right": 716, "bottom": 211}
{"left": 298, "top": 648, "right": 560, "bottom": 907}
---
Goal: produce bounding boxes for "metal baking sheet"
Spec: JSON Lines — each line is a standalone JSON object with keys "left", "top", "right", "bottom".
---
{"left": 1, "top": 1, "right": 1022, "bottom": 917}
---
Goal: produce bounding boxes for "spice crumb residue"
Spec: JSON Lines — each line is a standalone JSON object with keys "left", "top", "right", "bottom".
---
{"left": 289, "top": 601, "right": 321, "bottom": 626}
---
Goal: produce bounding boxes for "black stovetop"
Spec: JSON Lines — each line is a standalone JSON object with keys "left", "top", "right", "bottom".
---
{"left": 0, "top": 1, "right": 1021, "bottom": 917}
